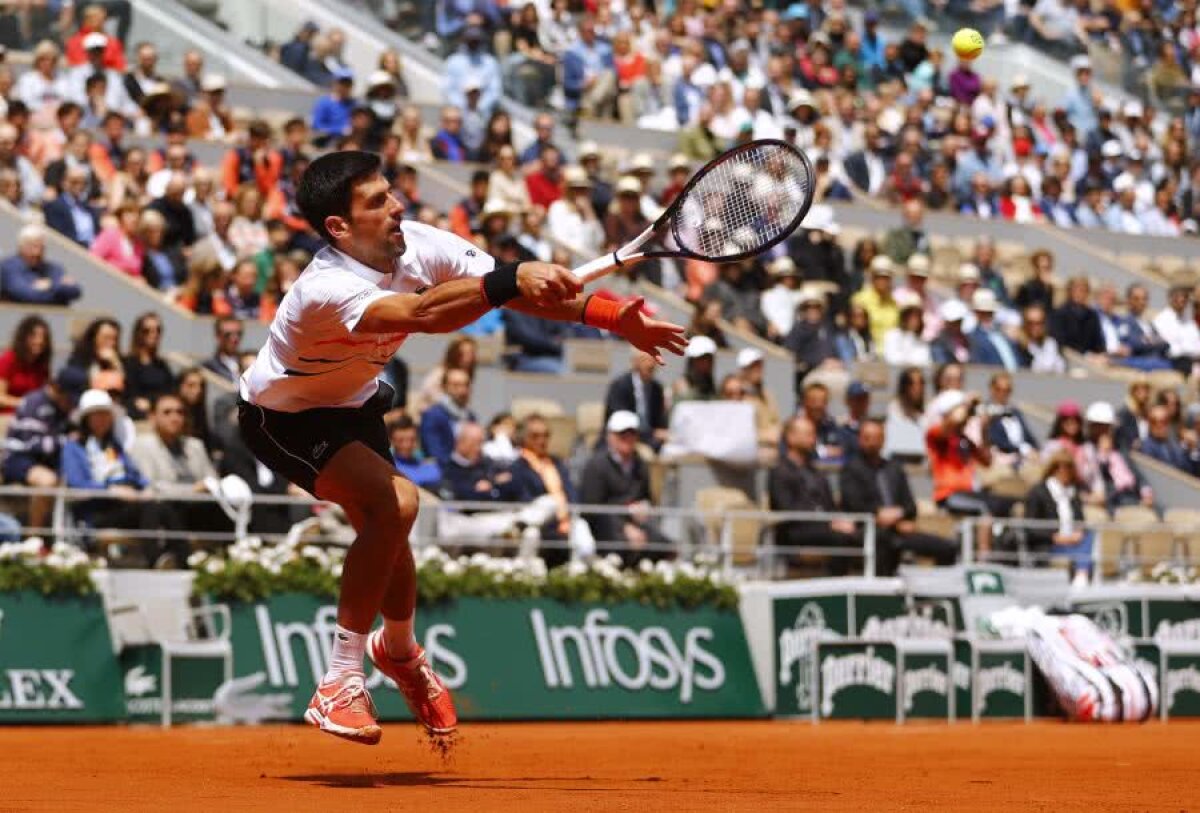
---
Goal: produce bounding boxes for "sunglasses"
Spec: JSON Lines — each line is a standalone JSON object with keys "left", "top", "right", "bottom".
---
{"left": 221, "top": 330, "right": 243, "bottom": 339}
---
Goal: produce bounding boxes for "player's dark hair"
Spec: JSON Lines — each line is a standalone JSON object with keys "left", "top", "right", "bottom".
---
{"left": 297, "top": 150, "right": 382, "bottom": 244}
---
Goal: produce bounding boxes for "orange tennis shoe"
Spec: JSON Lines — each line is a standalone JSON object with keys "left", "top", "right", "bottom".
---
{"left": 367, "top": 630, "right": 458, "bottom": 735}
{"left": 304, "top": 672, "right": 382, "bottom": 745}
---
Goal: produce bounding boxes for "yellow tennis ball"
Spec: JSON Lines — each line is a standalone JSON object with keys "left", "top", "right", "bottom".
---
{"left": 952, "top": 28, "right": 985, "bottom": 60}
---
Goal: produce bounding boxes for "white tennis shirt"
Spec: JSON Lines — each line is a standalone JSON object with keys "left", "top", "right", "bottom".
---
{"left": 240, "top": 221, "right": 494, "bottom": 412}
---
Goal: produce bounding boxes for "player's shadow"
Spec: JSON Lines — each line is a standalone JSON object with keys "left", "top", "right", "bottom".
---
{"left": 282, "top": 772, "right": 646, "bottom": 792}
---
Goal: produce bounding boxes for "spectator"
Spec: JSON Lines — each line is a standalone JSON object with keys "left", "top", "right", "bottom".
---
{"left": 1152, "top": 285, "right": 1200, "bottom": 376}
{"left": 882, "top": 198, "right": 931, "bottom": 264}
{"left": 518, "top": 112, "right": 559, "bottom": 166}
{"left": 840, "top": 418, "right": 958, "bottom": 576}
{"left": 1013, "top": 248, "right": 1057, "bottom": 312}
{"left": 430, "top": 105, "right": 470, "bottom": 162}
{"left": 381, "top": 415, "right": 442, "bottom": 491}
{"left": 3, "top": 368, "right": 77, "bottom": 532}
{"left": 1023, "top": 450, "right": 1094, "bottom": 585}
{"left": 769, "top": 416, "right": 861, "bottom": 574}
{"left": 121, "top": 312, "right": 172, "bottom": 420}
{"left": 1062, "top": 55, "right": 1098, "bottom": 138}
{"left": 175, "top": 367, "right": 215, "bottom": 454}
{"left": 0, "top": 224, "right": 82, "bottom": 306}
{"left": 443, "top": 25, "right": 502, "bottom": 117}
{"left": 1050, "top": 275, "right": 1105, "bottom": 356}
{"left": 1016, "top": 304, "right": 1066, "bottom": 373}
{"left": 502, "top": 307, "right": 566, "bottom": 374}
{"left": 971, "top": 238, "right": 1010, "bottom": 307}
{"left": 672, "top": 336, "right": 717, "bottom": 405}
{"left": 678, "top": 103, "right": 721, "bottom": 162}
{"left": 0, "top": 314, "right": 51, "bottom": 413}
{"left": 603, "top": 177, "right": 653, "bottom": 278}
{"left": 229, "top": 185, "right": 270, "bottom": 259}
{"left": 44, "top": 127, "right": 102, "bottom": 201}
{"left": 0, "top": 123, "right": 41, "bottom": 206}
{"left": 785, "top": 290, "right": 841, "bottom": 377}
{"left": 791, "top": 205, "right": 850, "bottom": 293}
{"left": 884, "top": 366, "right": 927, "bottom": 461}
{"left": 736, "top": 348, "right": 782, "bottom": 446}
{"left": 983, "top": 371, "right": 1040, "bottom": 467}
{"left": 201, "top": 316, "right": 243, "bottom": 383}
{"left": 487, "top": 145, "right": 530, "bottom": 214}
{"left": 926, "top": 390, "right": 1005, "bottom": 550}
{"left": 16, "top": 41, "right": 70, "bottom": 124}
{"left": 66, "top": 32, "right": 136, "bottom": 119}
{"left": 128, "top": 392, "right": 228, "bottom": 567}
{"left": 882, "top": 291, "right": 931, "bottom": 367}
{"left": 220, "top": 120, "right": 283, "bottom": 201}
{"left": 413, "top": 336, "right": 477, "bottom": 416}
{"left": 703, "top": 261, "right": 766, "bottom": 336}
{"left": 799, "top": 380, "right": 844, "bottom": 463}
{"left": 43, "top": 165, "right": 101, "bottom": 247}
{"left": 605, "top": 349, "right": 669, "bottom": 451}
{"left": 851, "top": 256, "right": 900, "bottom": 347}
{"left": 761, "top": 256, "right": 803, "bottom": 340}
{"left": 837, "top": 381, "right": 872, "bottom": 460}
{"left": 65, "top": 5, "right": 127, "bottom": 70}
{"left": 580, "top": 411, "right": 671, "bottom": 566}
{"left": 525, "top": 144, "right": 564, "bottom": 209}
{"left": 482, "top": 412, "right": 518, "bottom": 465}
{"left": 185, "top": 73, "right": 233, "bottom": 141}
{"left": 835, "top": 302, "right": 876, "bottom": 364}
{"left": 505, "top": 3, "right": 558, "bottom": 108}
{"left": 224, "top": 260, "right": 261, "bottom": 321}
{"left": 147, "top": 174, "right": 197, "bottom": 256}
{"left": 90, "top": 201, "right": 143, "bottom": 279}
{"left": 1082, "top": 400, "right": 1154, "bottom": 511}
{"left": 280, "top": 21, "right": 318, "bottom": 76}
{"left": 191, "top": 200, "right": 237, "bottom": 275}
{"left": 448, "top": 169, "right": 490, "bottom": 240}
{"left": 61, "top": 388, "right": 149, "bottom": 536}
{"left": 420, "top": 367, "right": 477, "bottom": 464}
{"left": 139, "top": 210, "right": 185, "bottom": 292}
{"left": 311, "top": 68, "right": 356, "bottom": 145}
{"left": 968, "top": 290, "right": 1019, "bottom": 370}
{"left": 563, "top": 16, "right": 616, "bottom": 121}
{"left": 1115, "top": 376, "right": 1151, "bottom": 450}
{"left": 842, "top": 124, "right": 889, "bottom": 197}
{"left": 510, "top": 413, "right": 581, "bottom": 567}
{"left": 931, "top": 300, "right": 971, "bottom": 364}
{"left": 948, "top": 57, "right": 982, "bottom": 105}
{"left": 1140, "top": 404, "right": 1198, "bottom": 476}
{"left": 547, "top": 166, "right": 603, "bottom": 257}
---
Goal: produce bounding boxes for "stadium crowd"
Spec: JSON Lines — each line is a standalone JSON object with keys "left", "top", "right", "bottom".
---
{"left": 0, "top": 3, "right": 1196, "bottom": 577}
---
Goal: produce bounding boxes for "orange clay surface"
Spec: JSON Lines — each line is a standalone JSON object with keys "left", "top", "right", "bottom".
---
{"left": 1, "top": 720, "right": 1198, "bottom": 812}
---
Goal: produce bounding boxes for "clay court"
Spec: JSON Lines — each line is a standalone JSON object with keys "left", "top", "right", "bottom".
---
{"left": 2, "top": 720, "right": 1197, "bottom": 811}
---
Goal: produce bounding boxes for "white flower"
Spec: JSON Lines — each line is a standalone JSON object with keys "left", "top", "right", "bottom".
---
{"left": 638, "top": 558, "right": 654, "bottom": 574}
{"left": 187, "top": 551, "right": 209, "bottom": 568}
{"left": 44, "top": 553, "right": 65, "bottom": 569}
{"left": 244, "top": 537, "right": 263, "bottom": 550}
{"left": 469, "top": 551, "right": 491, "bottom": 568}
{"left": 443, "top": 560, "right": 464, "bottom": 577}
{"left": 20, "top": 537, "right": 44, "bottom": 555}
{"left": 332, "top": 562, "right": 343, "bottom": 578}
{"left": 205, "top": 558, "right": 226, "bottom": 574}
{"left": 604, "top": 553, "right": 623, "bottom": 569}
{"left": 0, "top": 543, "right": 18, "bottom": 561}
{"left": 566, "top": 560, "right": 588, "bottom": 578}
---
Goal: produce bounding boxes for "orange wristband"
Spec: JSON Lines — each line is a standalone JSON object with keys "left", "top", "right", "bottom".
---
{"left": 582, "top": 295, "right": 622, "bottom": 332}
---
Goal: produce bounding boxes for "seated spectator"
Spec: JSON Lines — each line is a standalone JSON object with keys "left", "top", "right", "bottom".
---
{"left": 43, "top": 166, "right": 101, "bottom": 247}
{"left": 525, "top": 144, "right": 564, "bottom": 210}
{"left": 605, "top": 349, "right": 669, "bottom": 451}
{"left": 185, "top": 73, "right": 234, "bottom": 141}
{"left": 443, "top": 25, "right": 502, "bottom": 117}
{"left": 420, "top": 368, "right": 477, "bottom": 464}
{"left": 90, "top": 201, "right": 144, "bottom": 279}
{"left": 430, "top": 105, "right": 470, "bottom": 162}
{"left": 487, "top": 145, "right": 531, "bottom": 214}
{"left": 388, "top": 416, "right": 441, "bottom": 491}
{"left": 931, "top": 300, "right": 971, "bottom": 364}
{"left": 2, "top": 369, "right": 76, "bottom": 532}
{"left": 1051, "top": 275, "right": 1105, "bottom": 356}
{"left": 968, "top": 290, "right": 1020, "bottom": 371}
{"left": 800, "top": 380, "right": 844, "bottom": 463}
{"left": 882, "top": 291, "right": 932, "bottom": 366}
{"left": 837, "top": 381, "right": 872, "bottom": 460}
{"left": 983, "top": 372, "right": 1040, "bottom": 467}
{"left": 201, "top": 317, "right": 243, "bottom": 383}
{"left": 413, "top": 336, "right": 477, "bottom": 416}
{"left": 59, "top": 316, "right": 122, "bottom": 398}
{"left": 44, "top": 129, "right": 102, "bottom": 201}
{"left": 785, "top": 291, "right": 841, "bottom": 377}
{"left": 835, "top": 303, "right": 876, "bottom": 364}
{"left": 926, "top": 390, "right": 1008, "bottom": 550}
{"left": 1152, "top": 285, "right": 1200, "bottom": 376}
{"left": 191, "top": 200, "right": 238, "bottom": 276}
{"left": 686, "top": 299, "right": 728, "bottom": 348}
{"left": 841, "top": 418, "right": 958, "bottom": 576}
{"left": 66, "top": 33, "right": 136, "bottom": 119}
{"left": 60, "top": 389, "right": 149, "bottom": 536}
{"left": 502, "top": 308, "right": 566, "bottom": 374}
{"left": 882, "top": 198, "right": 931, "bottom": 264}
{"left": 1023, "top": 451, "right": 1095, "bottom": 585}
{"left": 1115, "top": 376, "right": 1151, "bottom": 450}
{"left": 672, "top": 336, "right": 717, "bottom": 405}
{"left": 147, "top": 175, "right": 197, "bottom": 256}
{"left": 736, "top": 348, "right": 782, "bottom": 446}
{"left": 311, "top": 68, "right": 356, "bottom": 145}
{"left": 547, "top": 167, "right": 604, "bottom": 257}
{"left": 1016, "top": 305, "right": 1066, "bottom": 373}
{"left": 220, "top": 120, "right": 284, "bottom": 201}
{"left": 482, "top": 413, "right": 519, "bottom": 464}
{"left": 0, "top": 123, "right": 42, "bottom": 206}
{"left": 884, "top": 367, "right": 927, "bottom": 460}
{"left": 1042, "top": 400, "right": 1088, "bottom": 474}
{"left": 761, "top": 257, "right": 803, "bottom": 341}
{"left": 971, "top": 238, "right": 1011, "bottom": 308}
{"left": 129, "top": 392, "right": 229, "bottom": 567}
{"left": 65, "top": 5, "right": 127, "bottom": 70}
{"left": 225, "top": 260, "right": 262, "bottom": 321}
{"left": 0, "top": 315, "right": 51, "bottom": 412}
{"left": 229, "top": 185, "right": 270, "bottom": 259}
{"left": 703, "top": 261, "right": 766, "bottom": 336}
{"left": 448, "top": 170, "right": 490, "bottom": 240}
{"left": 1140, "top": 404, "right": 1199, "bottom": 476}
{"left": 563, "top": 16, "right": 616, "bottom": 120}
{"left": 769, "top": 416, "right": 862, "bottom": 575}
{"left": 580, "top": 411, "right": 671, "bottom": 566}
{"left": 1115, "top": 283, "right": 1172, "bottom": 371}
{"left": 1081, "top": 401, "right": 1154, "bottom": 511}
{"left": 176, "top": 367, "right": 216, "bottom": 455}
{"left": 510, "top": 414, "right": 584, "bottom": 567}
{"left": 16, "top": 41, "right": 70, "bottom": 125}
{"left": 121, "top": 312, "right": 172, "bottom": 420}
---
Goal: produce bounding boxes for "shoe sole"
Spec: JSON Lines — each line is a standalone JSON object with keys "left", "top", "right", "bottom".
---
{"left": 303, "top": 707, "right": 382, "bottom": 745}
{"left": 366, "top": 633, "right": 458, "bottom": 736}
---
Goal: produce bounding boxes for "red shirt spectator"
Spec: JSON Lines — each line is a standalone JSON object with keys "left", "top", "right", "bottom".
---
{"left": 526, "top": 168, "right": 564, "bottom": 209}
{"left": 0, "top": 316, "right": 53, "bottom": 412}
{"left": 926, "top": 421, "right": 982, "bottom": 502}
{"left": 65, "top": 27, "right": 127, "bottom": 72}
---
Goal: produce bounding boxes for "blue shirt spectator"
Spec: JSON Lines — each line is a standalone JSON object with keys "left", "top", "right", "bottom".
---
{"left": 2, "top": 371, "right": 76, "bottom": 486}
{"left": 0, "top": 226, "right": 83, "bottom": 306}
{"left": 419, "top": 368, "right": 477, "bottom": 464}
{"left": 430, "top": 106, "right": 471, "bottom": 162}
{"left": 280, "top": 22, "right": 318, "bottom": 76}
{"left": 43, "top": 167, "right": 100, "bottom": 246}
{"left": 443, "top": 27, "right": 502, "bottom": 116}
{"left": 1140, "top": 410, "right": 1200, "bottom": 477}
{"left": 1062, "top": 57, "right": 1099, "bottom": 139}
{"left": 61, "top": 390, "right": 149, "bottom": 527}
{"left": 436, "top": 0, "right": 501, "bottom": 41}
{"left": 388, "top": 417, "right": 441, "bottom": 490}
{"left": 311, "top": 69, "right": 357, "bottom": 144}
{"left": 562, "top": 20, "right": 614, "bottom": 112}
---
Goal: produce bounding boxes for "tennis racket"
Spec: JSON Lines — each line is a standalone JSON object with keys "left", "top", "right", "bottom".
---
{"left": 572, "top": 139, "right": 815, "bottom": 285}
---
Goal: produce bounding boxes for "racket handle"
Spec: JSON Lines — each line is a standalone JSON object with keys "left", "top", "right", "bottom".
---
{"left": 573, "top": 253, "right": 647, "bottom": 286}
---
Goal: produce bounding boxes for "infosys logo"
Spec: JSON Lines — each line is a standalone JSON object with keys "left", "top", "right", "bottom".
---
{"left": 529, "top": 609, "right": 725, "bottom": 703}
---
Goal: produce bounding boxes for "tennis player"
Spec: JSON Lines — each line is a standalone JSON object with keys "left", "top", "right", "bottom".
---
{"left": 237, "top": 151, "right": 687, "bottom": 745}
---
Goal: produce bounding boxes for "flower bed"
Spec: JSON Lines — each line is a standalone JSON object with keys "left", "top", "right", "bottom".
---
{"left": 0, "top": 539, "right": 99, "bottom": 596}
{"left": 190, "top": 538, "right": 738, "bottom": 610}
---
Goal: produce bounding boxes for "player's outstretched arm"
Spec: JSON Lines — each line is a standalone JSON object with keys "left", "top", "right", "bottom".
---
{"left": 356, "top": 262, "right": 582, "bottom": 334}
{"left": 506, "top": 295, "right": 688, "bottom": 365}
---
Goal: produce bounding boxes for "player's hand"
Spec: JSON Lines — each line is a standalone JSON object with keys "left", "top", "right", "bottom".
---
{"left": 616, "top": 297, "right": 688, "bottom": 365}
{"left": 516, "top": 261, "right": 583, "bottom": 306}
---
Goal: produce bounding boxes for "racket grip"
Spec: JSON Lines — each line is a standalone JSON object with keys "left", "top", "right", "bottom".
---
{"left": 572, "top": 254, "right": 621, "bottom": 285}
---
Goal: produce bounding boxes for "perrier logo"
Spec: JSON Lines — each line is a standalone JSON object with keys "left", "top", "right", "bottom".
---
{"left": 821, "top": 646, "right": 895, "bottom": 716}
{"left": 778, "top": 602, "right": 838, "bottom": 713}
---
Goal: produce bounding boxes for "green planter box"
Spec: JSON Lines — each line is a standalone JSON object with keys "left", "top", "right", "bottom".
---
{"left": 0, "top": 591, "right": 124, "bottom": 722}
{"left": 221, "top": 594, "right": 765, "bottom": 721}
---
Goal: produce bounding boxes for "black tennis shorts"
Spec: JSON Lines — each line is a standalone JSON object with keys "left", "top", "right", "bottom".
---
{"left": 237, "top": 381, "right": 395, "bottom": 495}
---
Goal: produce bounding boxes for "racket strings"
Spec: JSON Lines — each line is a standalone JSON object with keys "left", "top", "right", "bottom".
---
{"left": 673, "top": 144, "right": 811, "bottom": 262}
